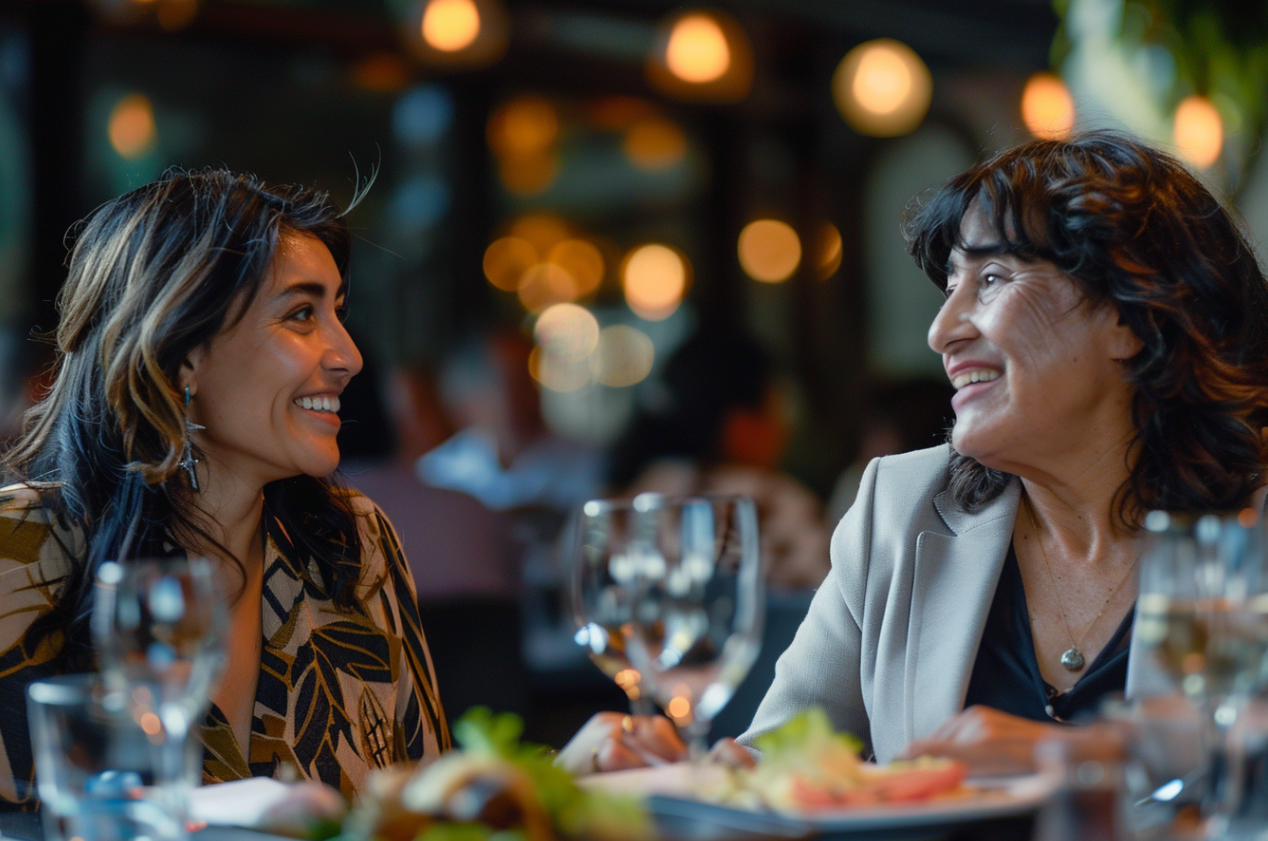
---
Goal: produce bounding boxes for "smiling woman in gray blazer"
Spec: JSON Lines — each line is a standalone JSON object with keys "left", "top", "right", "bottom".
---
{"left": 737, "top": 131, "right": 1268, "bottom": 769}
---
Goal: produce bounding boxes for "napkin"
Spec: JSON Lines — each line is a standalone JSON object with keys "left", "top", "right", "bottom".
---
{"left": 189, "top": 777, "right": 292, "bottom": 827}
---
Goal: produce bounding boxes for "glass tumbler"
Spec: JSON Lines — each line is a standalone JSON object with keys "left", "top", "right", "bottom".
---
{"left": 27, "top": 674, "right": 191, "bottom": 841}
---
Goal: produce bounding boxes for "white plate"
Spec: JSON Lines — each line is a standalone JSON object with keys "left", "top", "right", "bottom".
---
{"left": 583, "top": 763, "right": 1055, "bottom": 834}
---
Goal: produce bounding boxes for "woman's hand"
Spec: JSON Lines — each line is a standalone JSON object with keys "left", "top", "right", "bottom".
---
{"left": 705, "top": 737, "right": 757, "bottom": 770}
{"left": 899, "top": 705, "right": 1067, "bottom": 776}
{"left": 555, "top": 713, "right": 688, "bottom": 776}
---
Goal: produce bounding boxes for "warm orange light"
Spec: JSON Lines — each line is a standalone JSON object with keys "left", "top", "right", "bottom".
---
{"left": 816, "top": 222, "right": 843, "bottom": 279}
{"left": 832, "top": 39, "right": 932, "bottom": 137}
{"left": 1021, "top": 72, "right": 1075, "bottom": 140}
{"left": 667, "top": 696, "right": 692, "bottom": 721}
{"left": 108, "top": 93, "right": 157, "bottom": 160}
{"left": 529, "top": 345, "right": 591, "bottom": 392}
{"left": 421, "top": 0, "right": 481, "bottom": 52}
{"left": 622, "top": 244, "right": 689, "bottom": 321}
{"left": 613, "top": 668, "right": 641, "bottom": 689}
{"left": 488, "top": 96, "right": 558, "bottom": 158}
{"left": 546, "top": 239, "right": 605, "bottom": 298}
{"left": 623, "top": 116, "right": 687, "bottom": 170}
{"left": 534, "top": 303, "right": 600, "bottom": 362}
{"left": 518, "top": 263, "right": 577, "bottom": 312}
{"left": 665, "top": 14, "right": 731, "bottom": 83}
{"left": 498, "top": 153, "right": 558, "bottom": 195}
{"left": 155, "top": 0, "right": 198, "bottom": 31}
{"left": 139, "top": 712, "right": 163, "bottom": 736}
{"left": 483, "top": 237, "right": 537, "bottom": 291}
{"left": 509, "top": 214, "right": 572, "bottom": 254}
{"left": 352, "top": 53, "right": 412, "bottom": 92}
{"left": 1174, "top": 95, "right": 1223, "bottom": 170}
{"left": 591, "top": 325, "right": 655, "bottom": 387}
{"left": 738, "top": 219, "right": 801, "bottom": 283}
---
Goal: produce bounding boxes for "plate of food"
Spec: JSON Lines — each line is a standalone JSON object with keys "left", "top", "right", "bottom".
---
{"left": 583, "top": 709, "right": 1055, "bottom": 834}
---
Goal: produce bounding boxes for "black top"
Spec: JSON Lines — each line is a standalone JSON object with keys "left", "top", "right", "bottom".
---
{"left": 963, "top": 545, "right": 1133, "bottom": 723}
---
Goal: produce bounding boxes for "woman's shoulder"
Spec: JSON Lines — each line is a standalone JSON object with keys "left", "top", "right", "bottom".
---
{"left": 0, "top": 482, "right": 79, "bottom": 584}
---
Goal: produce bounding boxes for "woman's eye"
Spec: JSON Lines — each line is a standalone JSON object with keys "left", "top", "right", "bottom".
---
{"left": 335, "top": 304, "right": 349, "bottom": 323}
{"left": 290, "top": 305, "right": 314, "bottom": 323}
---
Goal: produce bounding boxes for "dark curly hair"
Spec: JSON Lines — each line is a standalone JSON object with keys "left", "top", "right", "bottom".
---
{"left": 904, "top": 131, "right": 1268, "bottom": 522}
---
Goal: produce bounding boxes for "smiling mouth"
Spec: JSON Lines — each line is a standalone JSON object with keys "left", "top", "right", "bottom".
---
{"left": 294, "top": 395, "right": 341, "bottom": 414}
{"left": 951, "top": 369, "right": 1001, "bottom": 390}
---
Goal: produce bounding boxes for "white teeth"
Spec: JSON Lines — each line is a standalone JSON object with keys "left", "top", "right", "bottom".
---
{"left": 951, "top": 369, "right": 1002, "bottom": 389}
{"left": 294, "top": 395, "right": 340, "bottom": 414}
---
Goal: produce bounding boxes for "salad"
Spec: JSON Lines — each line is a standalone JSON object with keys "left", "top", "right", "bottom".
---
{"left": 340, "top": 709, "right": 650, "bottom": 841}
{"left": 707, "top": 709, "right": 969, "bottom": 811}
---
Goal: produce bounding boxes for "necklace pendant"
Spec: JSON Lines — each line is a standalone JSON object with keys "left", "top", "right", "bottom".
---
{"left": 1060, "top": 647, "right": 1086, "bottom": 672}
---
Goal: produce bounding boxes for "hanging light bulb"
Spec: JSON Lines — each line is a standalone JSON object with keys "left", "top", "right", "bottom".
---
{"left": 1021, "top": 72, "right": 1076, "bottom": 140}
{"left": 1173, "top": 95, "right": 1223, "bottom": 170}
{"left": 401, "top": 0, "right": 508, "bottom": 67}
{"left": 646, "top": 9, "right": 753, "bottom": 103}
{"left": 832, "top": 39, "right": 932, "bottom": 137}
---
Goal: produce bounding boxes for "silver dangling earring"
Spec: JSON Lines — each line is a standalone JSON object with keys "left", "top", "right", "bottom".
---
{"left": 180, "top": 386, "right": 206, "bottom": 492}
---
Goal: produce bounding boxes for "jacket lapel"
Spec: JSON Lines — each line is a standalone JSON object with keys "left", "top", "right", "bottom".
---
{"left": 906, "top": 480, "right": 1020, "bottom": 741}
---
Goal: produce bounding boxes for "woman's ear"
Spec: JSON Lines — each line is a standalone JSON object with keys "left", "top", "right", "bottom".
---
{"left": 179, "top": 346, "right": 206, "bottom": 396}
{"left": 1107, "top": 312, "right": 1145, "bottom": 361}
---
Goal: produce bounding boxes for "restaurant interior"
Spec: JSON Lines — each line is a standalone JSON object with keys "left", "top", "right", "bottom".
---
{"left": 1, "top": 0, "right": 1267, "bottom": 756}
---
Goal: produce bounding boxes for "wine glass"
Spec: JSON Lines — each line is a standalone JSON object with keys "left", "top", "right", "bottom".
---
{"left": 570, "top": 498, "right": 654, "bottom": 715}
{"left": 92, "top": 557, "right": 227, "bottom": 799}
{"left": 620, "top": 493, "right": 765, "bottom": 757}
{"left": 1135, "top": 510, "right": 1268, "bottom": 825}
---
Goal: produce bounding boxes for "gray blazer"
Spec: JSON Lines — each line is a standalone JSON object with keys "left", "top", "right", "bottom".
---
{"left": 738, "top": 444, "right": 1156, "bottom": 762}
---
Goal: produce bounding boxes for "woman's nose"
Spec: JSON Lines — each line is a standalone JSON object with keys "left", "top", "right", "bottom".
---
{"left": 927, "top": 282, "right": 977, "bottom": 355}
{"left": 326, "top": 322, "right": 364, "bottom": 378}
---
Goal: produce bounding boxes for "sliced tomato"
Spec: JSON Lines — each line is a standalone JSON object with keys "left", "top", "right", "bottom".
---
{"left": 859, "top": 762, "right": 967, "bottom": 803}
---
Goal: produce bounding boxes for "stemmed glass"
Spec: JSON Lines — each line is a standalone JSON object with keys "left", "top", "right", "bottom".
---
{"left": 570, "top": 498, "right": 655, "bottom": 715}
{"left": 1135, "top": 510, "right": 1268, "bottom": 826}
{"left": 619, "top": 493, "right": 765, "bottom": 758}
{"left": 92, "top": 557, "right": 227, "bottom": 803}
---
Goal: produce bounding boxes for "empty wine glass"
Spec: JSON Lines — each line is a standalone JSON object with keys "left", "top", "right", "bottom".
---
{"left": 620, "top": 493, "right": 764, "bottom": 757}
{"left": 1135, "top": 509, "right": 1268, "bottom": 827}
{"left": 92, "top": 556, "right": 227, "bottom": 799}
{"left": 570, "top": 499, "right": 654, "bottom": 715}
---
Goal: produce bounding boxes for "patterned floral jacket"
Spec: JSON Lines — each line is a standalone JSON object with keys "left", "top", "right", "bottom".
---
{"left": 0, "top": 484, "right": 450, "bottom": 810}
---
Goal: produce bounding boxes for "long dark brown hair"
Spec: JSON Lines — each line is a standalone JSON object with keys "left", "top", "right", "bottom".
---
{"left": 4, "top": 169, "right": 368, "bottom": 670}
{"left": 904, "top": 131, "right": 1268, "bottom": 523}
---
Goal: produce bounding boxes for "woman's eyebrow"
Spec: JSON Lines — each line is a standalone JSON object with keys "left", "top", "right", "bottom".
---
{"left": 278, "top": 280, "right": 348, "bottom": 299}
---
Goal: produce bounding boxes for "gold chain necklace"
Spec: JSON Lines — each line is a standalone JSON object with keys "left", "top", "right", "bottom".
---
{"left": 1024, "top": 501, "right": 1140, "bottom": 672}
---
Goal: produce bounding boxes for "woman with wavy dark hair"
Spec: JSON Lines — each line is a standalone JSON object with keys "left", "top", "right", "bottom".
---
{"left": 0, "top": 170, "right": 450, "bottom": 809}
{"left": 724, "top": 131, "right": 1268, "bottom": 771}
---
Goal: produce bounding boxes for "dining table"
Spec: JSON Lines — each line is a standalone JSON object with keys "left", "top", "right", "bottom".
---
{"left": 0, "top": 803, "right": 1039, "bottom": 841}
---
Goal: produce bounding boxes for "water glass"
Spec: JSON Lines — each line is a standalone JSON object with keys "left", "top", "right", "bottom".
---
{"left": 620, "top": 493, "right": 764, "bottom": 756}
{"left": 27, "top": 674, "right": 192, "bottom": 841}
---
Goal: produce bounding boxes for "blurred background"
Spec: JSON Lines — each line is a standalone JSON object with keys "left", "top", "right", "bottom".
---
{"left": 1, "top": 0, "right": 1266, "bottom": 745}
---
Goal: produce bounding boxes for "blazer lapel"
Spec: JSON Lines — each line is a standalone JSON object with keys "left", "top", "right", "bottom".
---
{"left": 906, "top": 480, "right": 1020, "bottom": 741}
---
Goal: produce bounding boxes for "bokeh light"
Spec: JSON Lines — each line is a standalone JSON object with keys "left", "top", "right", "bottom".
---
{"left": 1174, "top": 95, "right": 1223, "bottom": 170}
{"left": 738, "top": 219, "right": 801, "bottom": 283}
{"left": 498, "top": 153, "right": 558, "bottom": 195}
{"left": 509, "top": 214, "right": 571, "bottom": 255}
{"left": 647, "top": 9, "right": 753, "bottom": 103}
{"left": 108, "top": 93, "right": 157, "bottom": 159}
{"left": 488, "top": 95, "right": 558, "bottom": 158}
{"left": 483, "top": 237, "right": 537, "bottom": 291}
{"left": 591, "top": 325, "right": 655, "bottom": 387}
{"left": 421, "top": 0, "right": 481, "bottom": 52}
{"left": 665, "top": 13, "right": 730, "bottom": 83}
{"left": 518, "top": 263, "right": 577, "bottom": 312}
{"left": 623, "top": 116, "right": 688, "bottom": 170}
{"left": 816, "top": 222, "right": 843, "bottom": 280}
{"left": 832, "top": 39, "right": 932, "bottom": 137}
{"left": 529, "top": 346, "right": 591, "bottom": 392}
{"left": 534, "top": 303, "right": 600, "bottom": 362}
{"left": 546, "top": 239, "right": 605, "bottom": 298}
{"left": 622, "top": 244, "right": 689, "bottom": 321}
{"left": 1021, "top": 72, "right": 1075, "bottom": 140}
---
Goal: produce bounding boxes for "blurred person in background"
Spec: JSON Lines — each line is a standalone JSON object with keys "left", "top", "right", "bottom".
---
{"left": 607, "top": 328, "right": 830, "bottom": 589}
{"left": 826, "top": 378, "right": 955, "bottom": 525}
{"left": 419, "top": 329, "right": 603, "bottom": 513}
